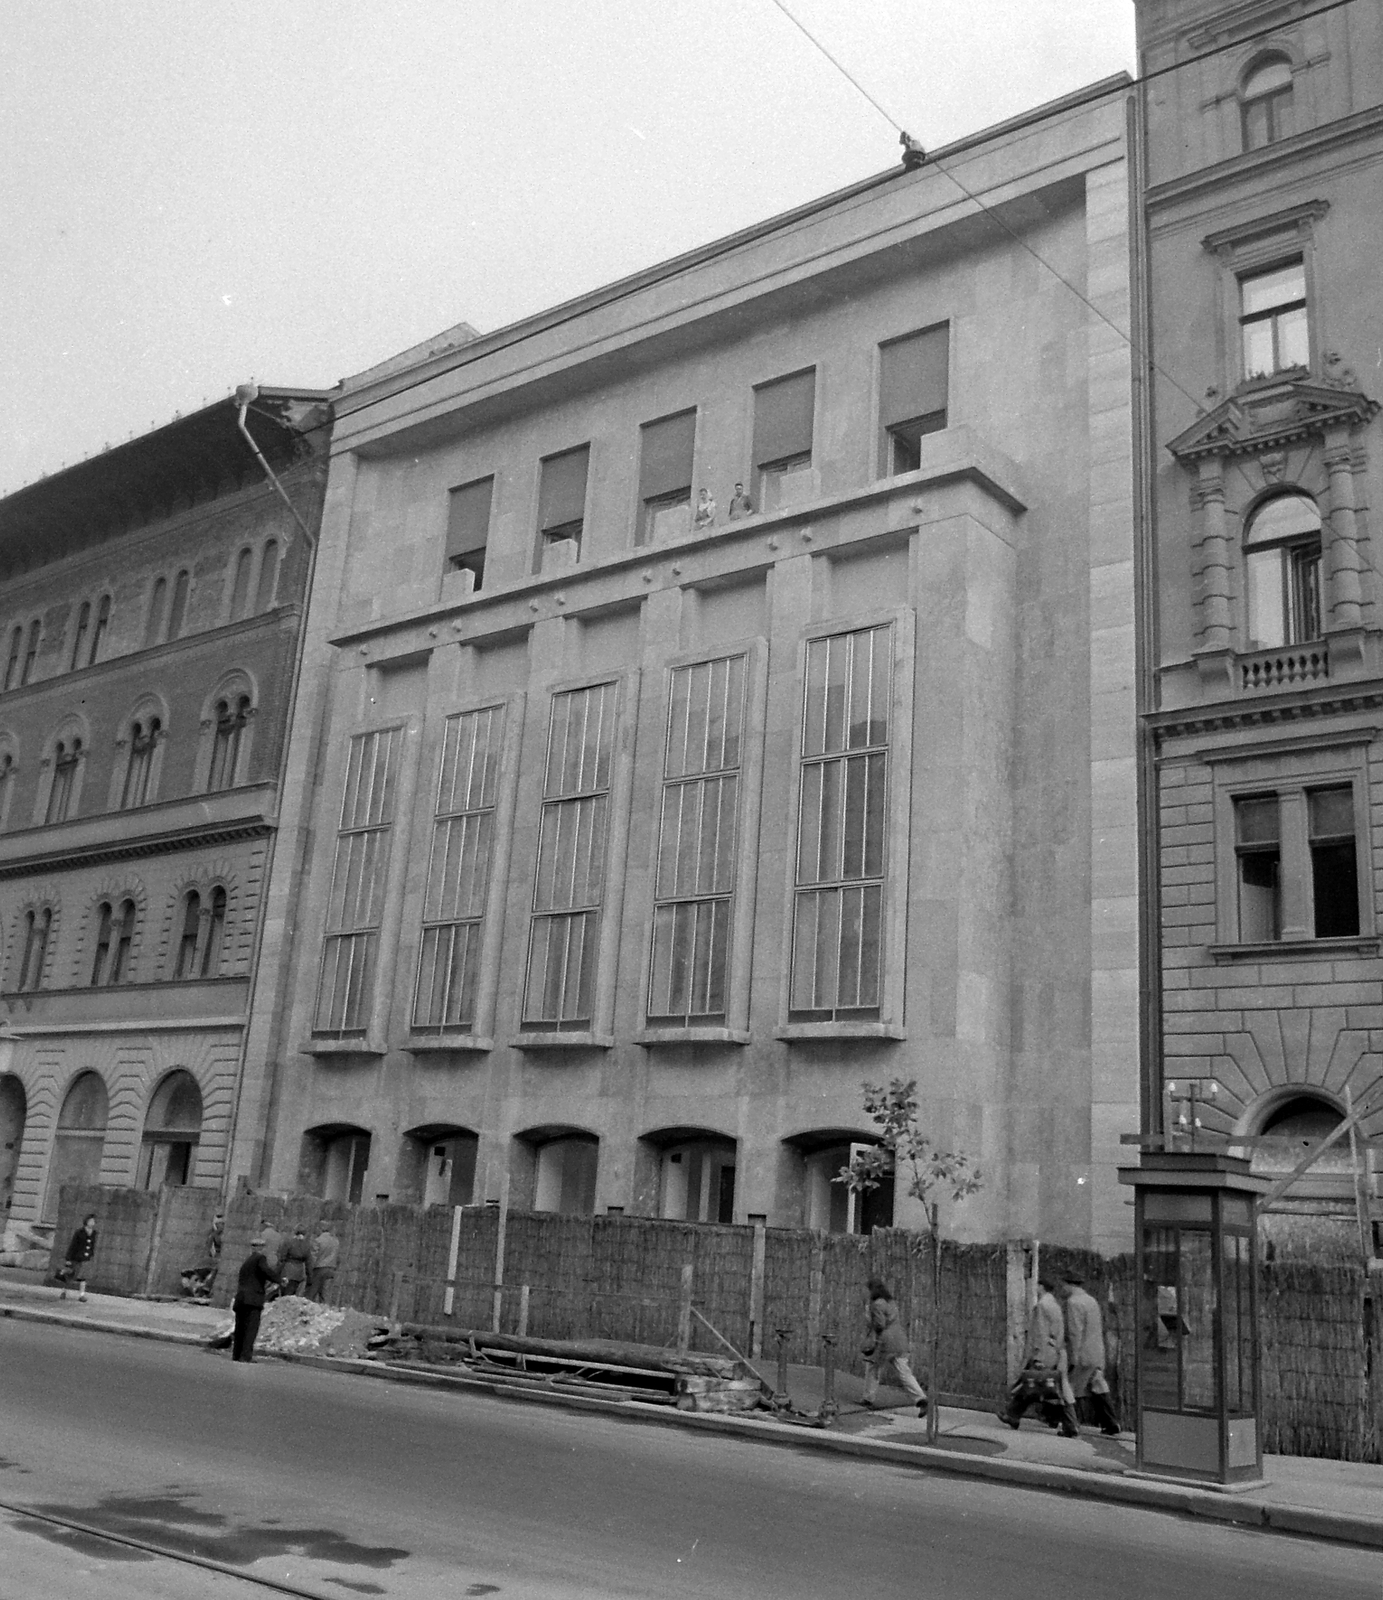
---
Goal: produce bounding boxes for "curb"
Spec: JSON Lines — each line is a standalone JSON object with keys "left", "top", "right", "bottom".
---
{"left": 7, "top": 1299, "right": 1382, "bottom": 1552}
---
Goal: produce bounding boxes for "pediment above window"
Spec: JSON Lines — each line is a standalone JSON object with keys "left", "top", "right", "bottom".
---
{"left": 1168, "top": 372, "right": 1378, "bottom": 465}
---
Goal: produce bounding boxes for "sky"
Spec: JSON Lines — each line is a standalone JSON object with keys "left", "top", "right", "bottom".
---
{"left": 0, "top": 1, "right": 1136, "bottom": 496}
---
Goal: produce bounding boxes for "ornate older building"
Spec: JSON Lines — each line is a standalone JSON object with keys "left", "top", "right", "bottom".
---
{"left": 232, "top": 76, "right": 1141, "bottom": 1251}
{"left": 1135, "top": 0, "right": 1383, "bottom": 1196}
{"left": 0, "top": 389, "right": 332, "bottom": 1236}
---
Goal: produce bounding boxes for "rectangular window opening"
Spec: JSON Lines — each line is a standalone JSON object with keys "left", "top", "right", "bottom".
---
{"left": 638, "top": 410, "right": 696, "bottom": 545}
{"left": 753, "top": 370, "right": 815, "bottom": 513}
{"left": 447, "top": 476, "right": 493, "bottom": 591}
{"left": 879, "top": 325, "right": 948, "bottom": 477}
{"left": 1240, "top": 261, "right": 1308, "bottom": 380}
{"left": 536, "top": 446, "right": 590, "bottom": 568}
{"left": 1309, "top": 786, "right": 1359, "bottom": 938}
{"left": 1235, "top": 793, "right": 1281, "bottom": 942}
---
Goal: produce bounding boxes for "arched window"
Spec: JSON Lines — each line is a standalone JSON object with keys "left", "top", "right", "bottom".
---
{"left": 45, "top": 1071, "right": 109, "bottom": 1220}
{"left": 1242, "top": 56, "right": 1293, "bottom": 150}
{"left": 174, "top": 891, "right": 201, "bottom": 979}
{"left": 145, "top": 578, "right": 167, "bottom": 647}
{"left": 207, "top": 695, "right": 250, "bottom": 791}
{"left": 254, "top": 540, "right": 280, "bottom": 611}
{"left": 69, "top": 602, "right": 91, "bottom": 671}
{"left": 121, "top": 717, "right": 162, "bottom": 808}
{"left": 137, "top": 1070, "right": 202, "bottom": 1189}
{"left": 0, "top": 750, "right": 14, "bottom": 829}
{"left": 202, "top": 886, "right": 226, "bottom": 976}
{"left": 651, "top": 1132, "right": 736, "bottom": 1223}
{"left": 88, "top": 595, "right": 111, "bottom": 665}
{"left": 18, "top": 907, "right": 52, "bottom": 992}
{"left": 20, "top": 620, "right": 40, "bottom": 687}
{"left": 3, "top": 628, "right": 20, "bottom": 691}
{"left": 166, "top": 570, "right": 190, "bottom": 640}
{"left": 229, "top": 547, "right": 253, "bottom": 622}
{"left": 1244, "top": 493, "right": 1322, "bottom": 649}
{"left": 91, "top": 897, "right": 136, "bottom": 986}
{"left": 532, "top": 1133, "right": 599, "bottom": 1215}
{"left": 46, "top": 738, "right": 82, "bottom": 824}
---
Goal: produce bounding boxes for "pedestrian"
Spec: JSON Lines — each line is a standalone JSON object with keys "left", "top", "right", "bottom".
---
{"left": 229, "top": 1235, "right": 280, "bottom": 1362}
{"left": 307, "top": 1221, "right": 340, "bottom": 1303}
{"left": 181, "top": 1211, "right": 224, "bottom": 1300}
{"left": 279, "top": 1226, "right": 311, "bottom": 1296}
{"left": 1062, "top": 1272, "right": 1121, "bottom": 1437}
{"left": 859, "top": 1278, "right": 928, "bottom": 1418}
{"left": 1003, "top": 1273, "right": 1078, "bottom": 1436}
{"left": 59, "top": 1212, "right": 98, "bottom": 1302}
{"left": 258, "top": 1215, "right": 284, "bottom": 1273}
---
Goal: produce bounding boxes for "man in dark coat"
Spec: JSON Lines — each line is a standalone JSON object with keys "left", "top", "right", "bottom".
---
{"left": 230, "top": 1235, "right": 280, "bottom": 1362}
{"left": 60, "top": 1213, "right": 98, "bottom": 1302}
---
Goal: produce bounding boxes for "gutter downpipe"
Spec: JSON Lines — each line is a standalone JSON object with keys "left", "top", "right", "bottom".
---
{"left": 219, "top": 385, "right": 325, "bottom": 1204}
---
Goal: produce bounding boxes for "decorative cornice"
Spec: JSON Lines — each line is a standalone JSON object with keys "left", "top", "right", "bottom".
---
{"left": 1166, "top": 373, "right": 1379, "bottom": 464}
{"left": 1201, "top": 199, "right": 1329, "bottom": 257}
{"left": 0, "top": 817, "right": 273, "bottom": 882}
{"left": 1147, "top": 682, "right": 1383, "bottom": 741}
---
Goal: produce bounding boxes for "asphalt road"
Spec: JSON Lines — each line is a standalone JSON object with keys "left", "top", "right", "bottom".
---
{"left": 0, "top": 1319, "right": 1379, "bottom": 1600}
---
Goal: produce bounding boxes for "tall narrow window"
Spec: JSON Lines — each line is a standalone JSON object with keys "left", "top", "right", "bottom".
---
{"left": 1235, "top": 794, "right": 1280, "bottom": 941}
{"left": 1309, "top": 786, "right": 1358, "bottom": 938}
{"left": 145, "top": 579, "right": 167, "bottom": 646}
{"left": 70, "top": 602, "right": 91, "bottom": 671}
{"left": 535, "top": 445, "right": 589, "bottom": 567}
{"left": 254, "top": 540, "right": 279, "bottom": 611}
{"left": 201, "top": 886, "right": 227, "bottom": 976}
{"left": 0, "top": 751, "right": 13, "bottom": 828}
{"left": 175, "top": 891, "right": 202, "bottom": 979}
{"left": 638, "top": 410, "right": 696, "bottom": 544}
{"left": 523, "top": 683, "right": 615, "bottom": 1029}
{"left": 229, "top": 547, "right": 253, "bottom": 621}
{"left": 47, "top": 739, "right": 81, "bottom": 824}
{"left": 790, "top": 624, "right": 892, "bottom": 1020}
{"left": 314, "top": 727, "right": 404, "bottom": 1034}
{"left": 18, "top": 908, "right": 51, "bottom": 992}
{"left": 121, "top": 718, "right": 161, "bottom": 808}
{"left": 1241, "top": 262, "right": 1308, "bottom": 379}
{"left": 446, "top": 479, "right": 493, "bottom": 590}
{"left": 208, "top": 695, "right": 250, "bottom": 791}
{"left": 752, "top": 369, "right": 815, "bottom": 512}
{"left": 110, "top": 898, "right": 136, "bottom": 982}
{"left": 879, "top": 326, "right": 948, "bottom": 475}
{"left": 166, "top": 570, "right": 190, "bottom": 639}
{"left": 413, "top": 705, "right": 504, "bottom": 1032}
{"left": 90, "top": 901, "right": 114, "bottom": 985}
{"left": 88, "top": 595, "right": 110, "bottom": 664}
{"left": 648, "top": 655, "right": 745, "bottom": 1025}
{"left": 1242, "top": 57, "right": 1293, "bottom": 151}
{"left": 20, "top": 620, "right": 40, "bottom": 687}
{"left": 3, "top": 628, "right": 21, "bottom": 691}
{"left": 1244, "top": 493, "right": 1322, "bottom": 649}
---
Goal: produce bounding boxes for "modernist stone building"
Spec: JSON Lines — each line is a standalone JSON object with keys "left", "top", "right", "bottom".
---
{"left": 1135, "top": 0, "right": 1383, "bottom": 1187}
{"left": 0, "top": 390, "right": 332, "bottom": 1233}
{"left": 232, "top": 78, "right": 1140, "bottom": 1251}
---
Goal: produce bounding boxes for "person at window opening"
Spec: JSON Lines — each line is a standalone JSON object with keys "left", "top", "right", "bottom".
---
{"left": 59, "top": 1212, "right": 98, "bottom": 1302}
{"left": 727, "top": 482, "right": 754, "bottom": 519}
{"left": 279, "top": 1227, "right": 311, "bottom": 1297}
{"left": 1003, "top": 1274, "right": 1079, "bottom": 1437}
{"left": 693, "top": 488, "right": 716, "bottom": 529}
{"left": 859, "top": 1277, "right": 928, "bottom": 1418}
{"left": 1061, "top": 1272, "right": 1121, "bottom": 1437}
{"left": 307, "top": 1221, "right": 340, "bottom": 1302}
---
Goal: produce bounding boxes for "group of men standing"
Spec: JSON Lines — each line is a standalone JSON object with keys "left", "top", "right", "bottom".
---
{"left": 214, "top": 1217, "right": 342, "bottom": 1363}
{"left": 1005, "top": 1270, "right": 1122, "bottom": 1438}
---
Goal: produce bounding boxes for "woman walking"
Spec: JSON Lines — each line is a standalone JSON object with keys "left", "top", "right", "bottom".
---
{"left": 861, "top": 1278, "right": 928, "bottom": 1417}
{"left": 60, "top": 1213, "right": 98, "bottom": 1302}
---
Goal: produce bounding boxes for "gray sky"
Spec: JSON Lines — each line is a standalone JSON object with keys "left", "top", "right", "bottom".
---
{"left": 1, "top": 1, "right": 1135, "bottom": 495}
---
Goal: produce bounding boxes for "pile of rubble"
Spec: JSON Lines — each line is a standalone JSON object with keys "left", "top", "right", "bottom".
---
{"left": 212, "top": 1295, "right": 385, "bottom": 1358}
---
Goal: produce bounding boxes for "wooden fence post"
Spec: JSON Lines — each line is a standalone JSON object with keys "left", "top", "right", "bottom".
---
{"left": 141, "top": 1187, "right": 173, "bottom": 1299}
{"left": 443, "top": 1203, "right": 463, "bottom": 1318}
{"left": 492, "top": 1172, "right": 510, "bottom": 1335}
{"left": 749, "top": 1221, "right": 766, "bottom": 1360}
{"left": 518, "top": 1283, "right": 530, "bottom": 1339}
{"left": 806, "top": 1237, "right": 824, "bottom": 1354}
{"left": 677, "top": 1263, "right": 693, "bottom": 1355}
{"left": 1005, "top": 1240, "right": 1028, "bottom": 1386}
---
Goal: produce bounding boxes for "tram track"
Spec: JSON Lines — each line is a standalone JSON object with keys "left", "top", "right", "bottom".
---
{"left": 0, "top": 1496, "right": 344, "bottom": 1600}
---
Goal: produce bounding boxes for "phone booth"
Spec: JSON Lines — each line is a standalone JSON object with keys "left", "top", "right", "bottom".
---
{"left": 1118, "top": 1151, "right": 1269, "bottom": 1485}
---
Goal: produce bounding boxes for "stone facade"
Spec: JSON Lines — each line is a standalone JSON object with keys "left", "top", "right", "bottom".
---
{"left": 1135, "top": 0, "right": 1383, "bottom": 1176}
{"left": 231, "top": 80, "right": 1140, "bottom": 1253}
{"left": 0, "top": 391, "right": 332, "bottom": 1229}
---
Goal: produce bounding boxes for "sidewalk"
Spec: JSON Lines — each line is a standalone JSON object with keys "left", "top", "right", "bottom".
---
{"left": 3, "top": 1274, "right": 1380, "bottom": 1551}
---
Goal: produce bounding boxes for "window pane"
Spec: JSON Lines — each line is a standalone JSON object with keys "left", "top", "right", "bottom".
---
{"left": 1239, "top": 852, "right": 1280, "bottom": 941}
{"left": 1245, "top": 548, "right": 1285, "bottom": 648}
{"left": 1235, "top": 795, "right": 1279, "bottom": 844}
{"left": 1242, "top": 320, "right": 1276, "bottom": 379}
{"left": 1309, "top": 787, "right": 1353, "bottom": 838}
{"left": 1242, "top": 263, "right": 1304, "bottom": 317}
{"left": 1278, "top": 304, "right": 1309, "bottom": 368}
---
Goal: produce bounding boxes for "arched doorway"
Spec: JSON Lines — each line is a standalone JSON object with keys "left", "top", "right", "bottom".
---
{"left": 45, "top": 1071, "right": 108, "bottom": 1220}
{"left": 0, "top": 1075, "right": 26, "bottom": 1226}
{"left": 522, "top": 1129, "right": 598, "bottom": 1216}
{"left": 400, "top": 1124, "right": 478, "bottom": 1208}
{"left": 787, "top": 1129, "right": 895, "bottom": 1233}
{"left": 300, "top": 1125, "right": 372, "bottom": 1204}
{"left": 644, "top": 1128, "right": 737, "bottom": 1224}
{"left": 1249, "top": 1092, "right": 1352, "bottom": 1195}
{"left": 137, "top": 1070, "right": 203, "bottom": 1188}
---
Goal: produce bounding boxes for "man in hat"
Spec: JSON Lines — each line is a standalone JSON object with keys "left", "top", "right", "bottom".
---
{"left": 1063, "top": 1272, "right": 1121, "bottom": 1436}
{"left": 229, "top": 1234, "right": 280, "bottom": 1363}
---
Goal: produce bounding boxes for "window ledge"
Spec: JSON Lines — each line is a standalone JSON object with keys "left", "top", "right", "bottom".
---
{"left": 405, "top": 1033, "right": 494, "bottom": 1053}
{"left": 635, "top": 1027, "right": 751, "bottom": 1047}
{"left": 1210, "top": 936, "right": 1379, "bottom": 964}
{"left": 302, "top": 1036, "right": 387, "bottom": 1057}
{"left": 774, "top": 1021, "right": 907, "bottom": 1042}
{"left": 509, "top": 1031, "right": 614, "bottom": 1050}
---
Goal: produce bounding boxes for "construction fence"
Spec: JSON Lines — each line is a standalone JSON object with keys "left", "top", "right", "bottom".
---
{"left": 49, "top": 1182, "right": 1382, "bottom": 1462}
